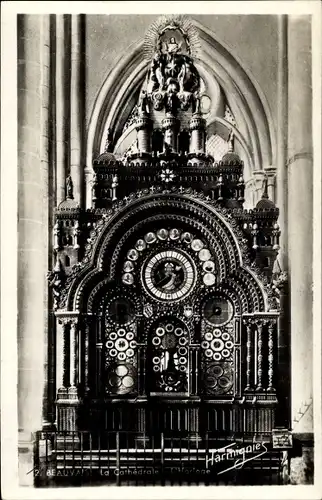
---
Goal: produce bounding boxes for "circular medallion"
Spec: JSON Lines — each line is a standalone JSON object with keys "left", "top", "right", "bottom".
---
{"left": 191, "top": 239, "right": 204, "bottom": 252}
{"left": 108, "top": 298, "right": 135, "bottom": 325}
{"left": 199, "top": 249, "right": 211, "bottom": 262}
{"left": 204, "top": 331, "right": 213, "bottom": 341}
{"left": 135, "top": 239, "right": 146, "bottom": 252}
{"left": 115, "top": 365, "right": 128, "bottom": 376}
{"left": 204, "top": 297, "right": 234, "bottom": 326}
{"left": 181, "top": 232, "right": 193, "bottom": 244}
{"left": 115, "top": 338, "right": 129, "bottom": 352}
{"left": 157, "top": 228, "right": 168, "bottom": 240}
{"left": 123, "top": 261, "right": 134, "bottom": 273}
{"left": 122, "top": 273, "right": 134, "bottom": 285}
{"left": 127, "top": 249, "right": 139, "bottom": 261}
{"left": 211, "top": 338, "right": 224, "bottom": 351}
{"left": 142, "top": 249, "right": 196, "bottom": 302}
{"left": 203, "top": 260, "right": 215, "bottom": 273}
{"left": 105, "top": 363, "right": 136, "bottom": 395}
{"left": 144, "top": 232, "right": 156, "bottom": 244}
{"left": 203, "top": 273, "right": 216, "bottom": 286}
{"left": 169, "top": 228, "right": 180, "bottom": 240}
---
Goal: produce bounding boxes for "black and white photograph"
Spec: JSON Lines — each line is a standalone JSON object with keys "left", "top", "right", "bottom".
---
{"left": 1, "top": 1, "right": 322, "bottom": 498}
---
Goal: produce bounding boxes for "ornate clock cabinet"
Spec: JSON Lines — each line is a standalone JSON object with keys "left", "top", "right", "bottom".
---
{"left": 43, "top": 17, "right": 289, "bottom": 485}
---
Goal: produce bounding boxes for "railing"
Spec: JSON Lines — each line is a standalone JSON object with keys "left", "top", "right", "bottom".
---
{"left": 34, "top": 430, "right": 284, "bottom": 487}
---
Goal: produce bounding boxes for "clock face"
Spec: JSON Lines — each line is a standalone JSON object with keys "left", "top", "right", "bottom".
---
{"left": 203, "top": 297, "right": 234, "bottom": 326}
{"left": 142, "top": 250, "right": 196, "bottom": 301}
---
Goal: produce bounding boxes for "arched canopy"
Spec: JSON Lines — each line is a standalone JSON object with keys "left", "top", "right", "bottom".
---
{"left": 59, "top": 189, "right": 268, "bottom": 314}
{"left": 86, "top": 21, "right": 275, "bottom": 184}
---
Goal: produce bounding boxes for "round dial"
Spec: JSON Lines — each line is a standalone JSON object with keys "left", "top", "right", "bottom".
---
{"left": 107, "top": 298, "right": 135, "bottom": 325}
{"left": 203, "top": 297, "right": 234, "bottom": 326}
{"left": 142, "top": 250, "right": 196, "bottom": 301}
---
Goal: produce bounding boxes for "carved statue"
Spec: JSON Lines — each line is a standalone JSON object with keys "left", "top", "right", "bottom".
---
{"left": 147, "top": 35, "right": 200, "bottom": 114}
{"left": 66, "top": 175, "right": 73, "bottom": 200}
{"left": 137, "top": 91, "right": 150, "bottom": 115}
{"left": 47, "top": 256, "right": 66, "bottom": 310}
{"left": 165, "top": 36, "right": 182, "bottom": 55}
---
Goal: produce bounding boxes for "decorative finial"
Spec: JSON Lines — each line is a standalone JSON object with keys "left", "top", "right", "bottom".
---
{"left": 66, "top": 175, "right": 73, "bottom": 200}
{"left": 228, "top": 129, "right": 234, "bottom": 152}
{"left": 262, "top": 175, "right": 269, "bottom": 199}
{"left": 54, "top": 253, "right": 62, "bottom": 273}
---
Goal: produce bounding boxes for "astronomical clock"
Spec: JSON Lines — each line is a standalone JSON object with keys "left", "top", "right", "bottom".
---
{"left": 49, "top": 15, "right": 286, "bottom": 441}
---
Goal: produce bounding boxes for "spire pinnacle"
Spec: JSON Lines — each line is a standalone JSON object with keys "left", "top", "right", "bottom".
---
{"left": 228, "top": 129, "right": 234, "bottom": 152}
{"left": 262, "top": 175, "right": 269, "bottom": 199}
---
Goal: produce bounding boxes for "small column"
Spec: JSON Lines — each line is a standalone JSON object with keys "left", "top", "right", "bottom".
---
{"left": 245, "top": 322, "right": 252, "bottom": 391}
{"left": 136, "top": 94, "right": 152, "bottom": 154}
{"left": 111, "top": 174, "right": 118, "bottom": 202}
{"left": 188, "top": 111, "right": 207, "bottom": 166}
{"left": 264, "top": 166, "right": 277, "bottom": 203}
{"left": 69, "top": 322, "right": 77, "bottom": 389}
{"left": 96, "top": 318, "right": 103, "bottom": 397}
{"left": 84, "top": 320, "right": 90, "bottom": 395}
{"left": 189, "top": 114, "right": 206, "bottom": 153}
{"left": 53, "top": 220, "right": 61, "bottom": 250}
{"left": 162, "top": 113, "right": 179, "bottom": 153}
{"left": 267, "top": 320, "right": 275, "bottom": 392}
{"left": 255, "top": 321, "right": 263, "bottom": 391}
{"left": 56, "top": 321, "right": 67, "bottom": 393}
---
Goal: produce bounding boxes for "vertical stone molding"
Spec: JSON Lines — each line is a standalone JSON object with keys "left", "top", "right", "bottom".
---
{"left": 55, "top": 15, "right": 67, "bottom": 205}
{"left": 276, "top": 15, "right": 288, "bottom": 271}
{"left": 17, "top": 14, "right": 51, "bottom": 485}
{"left": 70, "top": 15, "right": 84, "bottom": 207}
{"left": 287, "top": 15, "right": 313, "bottom": 435}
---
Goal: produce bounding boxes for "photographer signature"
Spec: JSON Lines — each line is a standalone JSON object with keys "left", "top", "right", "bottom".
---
{"left": 206, "top": 441, "right": 268, "bottom": 475}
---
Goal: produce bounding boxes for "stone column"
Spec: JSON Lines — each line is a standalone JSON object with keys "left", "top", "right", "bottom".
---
{"left": 55, "top": 15, "right": 67, "bottom": 205}
{"left": 17, "top": 14, "right": 51, "bottom": 485}
{"left": 70, "top": 14, "right": 84, "bottom": 206}
{"left": 252, "top": 170, "right": 265, "bottom": 204}
{"left": 287, "top": 15, "right": 313, "bottom": 434}
{"left": 276, "top": 15, "right": 288, "bottom": 271}
{"left": 287, "top": 16, "right": 313, "bottom": 484}
{"left": 264, "top": 166, "right": 277, "bottom": 203}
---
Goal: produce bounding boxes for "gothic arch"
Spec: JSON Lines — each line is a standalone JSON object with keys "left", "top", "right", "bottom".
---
{"left": 86, "top": 20, "right": 274, "bottom": 186}
{"left": 58, "top": 189, "right": 268, "bottom": 313}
